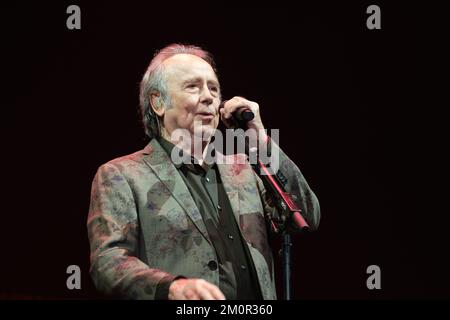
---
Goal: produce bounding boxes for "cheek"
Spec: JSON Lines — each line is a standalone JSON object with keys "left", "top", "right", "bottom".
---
{"left": 213, "top": 115, "right": 220, "bottom": 127}
{"left": 174, "top": 107, "right": 197, "bottom": 129}
{"left": 176, "top": 96, "right": 197, "bottom": 114}
{"left": 168, "top": 100, "right": 197, "bottom": 123}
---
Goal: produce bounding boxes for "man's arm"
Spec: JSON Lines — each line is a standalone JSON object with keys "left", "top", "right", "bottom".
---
{"left": 254, "top": 139, "right": 321, "bottom": 232}
{"left": 220, "top": 96, "right": 320, "bottom": 231}
{"left": 87, "top": 163, "right": 177, "bottom": 299}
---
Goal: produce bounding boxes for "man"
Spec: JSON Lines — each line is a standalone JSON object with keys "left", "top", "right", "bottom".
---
{"left": 87, "top": 44, "right": 320, "bottom": 300}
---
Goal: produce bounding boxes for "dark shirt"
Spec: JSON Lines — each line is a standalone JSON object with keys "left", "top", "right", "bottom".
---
{"left": 155, "top": 137, "right": 262, "bottom": 300}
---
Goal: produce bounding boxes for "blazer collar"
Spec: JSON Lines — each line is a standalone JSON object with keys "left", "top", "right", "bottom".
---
{"left": 142, "top": 140, "right": 249, "bottom": 239}
{"left": 142, "top": 139, "right": 212, "bottom": 244}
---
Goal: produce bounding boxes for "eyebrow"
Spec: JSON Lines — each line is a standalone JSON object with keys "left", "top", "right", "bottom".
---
{"left": 183, "top": 77, "right": 220, "bottom": 88}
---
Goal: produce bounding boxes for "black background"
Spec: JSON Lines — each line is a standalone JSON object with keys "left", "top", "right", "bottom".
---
{"left": 1, "top": 1, "right": 448, "bottom": 299}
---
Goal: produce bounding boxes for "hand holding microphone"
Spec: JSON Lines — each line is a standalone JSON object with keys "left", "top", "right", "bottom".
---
{"left": 218, "top": 96, "right": 268, "bottom": 153}
{"left": 219, "top": 97, "right": 261, "bottom": 130}
{"left": 219, "top": 100, "right": 254, "bottom": 124}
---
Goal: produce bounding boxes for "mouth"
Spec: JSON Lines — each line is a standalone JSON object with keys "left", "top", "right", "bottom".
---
{"left": 197, "top": 112, "right": 215, "bottom": 120}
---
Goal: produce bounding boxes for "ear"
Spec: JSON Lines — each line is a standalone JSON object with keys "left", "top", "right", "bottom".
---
{"left": 150, "top": 92, "right": 165, "bottom": 117}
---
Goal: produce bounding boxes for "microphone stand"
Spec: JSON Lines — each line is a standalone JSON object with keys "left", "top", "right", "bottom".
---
{"left": 232, "top": 110, "right": 310, "bottom": 300}
{"left": 251, "top": 157, "right": 309, "bottom": 300}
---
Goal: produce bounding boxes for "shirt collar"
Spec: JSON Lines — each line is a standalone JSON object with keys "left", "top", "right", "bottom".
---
{"left": 157, "top": 137, "right": 216, "bottom": 172}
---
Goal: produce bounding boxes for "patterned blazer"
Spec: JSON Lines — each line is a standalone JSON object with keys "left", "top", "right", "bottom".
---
{"left": 87, "top": 138, "right": 320, "bottom": 299}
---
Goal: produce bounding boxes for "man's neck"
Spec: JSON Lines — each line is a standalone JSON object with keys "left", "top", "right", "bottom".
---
{"left": 160, "top": 129, "right": 211, "bottom": 166}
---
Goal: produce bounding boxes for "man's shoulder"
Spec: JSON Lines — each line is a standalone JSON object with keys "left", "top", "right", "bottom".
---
{"left": 97, "top": 145, "right": 152, "bottom": 174}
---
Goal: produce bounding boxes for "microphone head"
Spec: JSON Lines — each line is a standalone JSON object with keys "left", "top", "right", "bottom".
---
{"left": 240, "top": 110, "right": 255, "bottom": 122}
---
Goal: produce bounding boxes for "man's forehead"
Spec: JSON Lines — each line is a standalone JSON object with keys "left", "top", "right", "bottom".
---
{"left": 162, "top": 54, "right": 217, "bottom": 79}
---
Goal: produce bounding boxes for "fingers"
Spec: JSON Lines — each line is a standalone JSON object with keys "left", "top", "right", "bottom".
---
{"left": 194, "top": 279, "right": 225, "bottom": 300}
{"left": 197, "top": 288, "right": 215, "bottom": 300}
{"left": 221, "top": 96, "right": 252, "bottom": 119}
{"left": 169, "top": 278, "right": 226, "bottom": 300}
{"left": 219, "top": 107, "right": 235, "bottom": 128}
{"left": 184, "top": 288, "right": 201, "bottom": 300}
{"left": 203, "top": 281, "right": 226, "bottom": 300}
{"left": 220, "top": 96, "right": 260, "bottom": 129}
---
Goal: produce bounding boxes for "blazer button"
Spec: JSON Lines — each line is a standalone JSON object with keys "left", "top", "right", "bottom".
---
{"left": 208, "top": 260, "right": 218, "bottom": 271}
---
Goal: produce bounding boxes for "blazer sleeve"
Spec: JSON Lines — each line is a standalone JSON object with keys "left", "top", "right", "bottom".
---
{"left": 254, "top": 139, "right": 321, "bottom": 232}
{"left": 87, "top": 162, "right": 176, "bottom": 299}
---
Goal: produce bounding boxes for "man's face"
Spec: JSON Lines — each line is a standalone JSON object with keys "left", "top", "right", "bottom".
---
{"left": 160, "top": 54, "right": 221, "bottom": 140}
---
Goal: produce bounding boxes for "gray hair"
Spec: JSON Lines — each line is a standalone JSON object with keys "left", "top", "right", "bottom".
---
{"left": 139, "top": 43, "right": 217, "bottom": 139}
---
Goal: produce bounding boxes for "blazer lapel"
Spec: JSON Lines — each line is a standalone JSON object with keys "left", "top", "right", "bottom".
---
{"left": 216, "top": 154, "right": 244, "bottom": 226}
{"left": 142, "top": 139, "right": 211, "bottom": 244}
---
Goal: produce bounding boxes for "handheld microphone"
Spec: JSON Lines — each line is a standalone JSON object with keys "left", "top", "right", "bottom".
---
{"left": 219, "top": 100, "right": 255, "bottom": 123}
{"left": 235, "top": 109, "right": 255, "bottom": 122}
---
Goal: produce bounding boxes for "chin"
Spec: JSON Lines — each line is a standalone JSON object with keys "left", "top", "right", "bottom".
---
{"left": 192, "top": 124, "right": 216, "bottom": 141}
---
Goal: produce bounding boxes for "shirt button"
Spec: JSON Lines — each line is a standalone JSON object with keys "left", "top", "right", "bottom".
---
{"left": 207, "top": 260, "right": 218, "bottom": 271}
{"left": 240, "top": 265, "right": 247, "bottom": 270}
{"left": 205, "top": 177, "right": 210, "bottom": 182}
{"left": 228, "top": 234, "right": 234, "bottom": 240}
{"left": 217, "top": 205, "right": 222, "bottom": 211}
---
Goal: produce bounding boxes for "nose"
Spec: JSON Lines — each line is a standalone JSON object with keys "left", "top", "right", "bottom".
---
{"left": 200, "top": 84, "right": 214, "bottom": 105}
